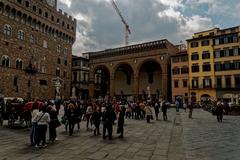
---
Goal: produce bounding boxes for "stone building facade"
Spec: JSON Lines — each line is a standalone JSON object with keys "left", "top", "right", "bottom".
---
{"left": 171, "top": 50, "right": 189, "bottom": 104}
{"left": 72, "top": 55, "right": 89, "bottom": 100}
{"left": 85, "top": 39, "right": 178, "bottom": 101}
{"left": 0, "top": 0, "right": 76, "bottom": 99}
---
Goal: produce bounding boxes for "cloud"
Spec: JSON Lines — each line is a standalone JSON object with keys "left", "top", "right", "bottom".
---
{"left": 57, "top": 0, "right": 240, "bottom": 56}
{"left": 58, "top": 0, "right": 72, "bottom": 8}
{"left": 178, "top": 15, "right": 213, "bottom": 36}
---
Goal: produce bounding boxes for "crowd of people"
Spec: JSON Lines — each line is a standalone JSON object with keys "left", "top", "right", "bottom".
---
{"left": 0, "top": 97, "right": 229, "bottom": 149}
{"left": 28, "top": 99, "right": 173, "bottom": 148}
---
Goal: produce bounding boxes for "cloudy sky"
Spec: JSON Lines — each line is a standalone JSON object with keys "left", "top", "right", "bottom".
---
{"left": 57, "top": 0, "right": 240, "bottom": 56}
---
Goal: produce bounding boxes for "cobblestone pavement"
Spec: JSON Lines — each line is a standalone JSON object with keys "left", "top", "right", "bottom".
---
{"left": 0, "top": 108, "right": 239, "bottom": 160}
{"left": 181, "top": 109, "right": 240, "bottom": 160}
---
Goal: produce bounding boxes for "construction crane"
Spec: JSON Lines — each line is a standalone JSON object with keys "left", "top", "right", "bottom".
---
{"left": 111, "top": 0, "right": 131, "bottom": 46}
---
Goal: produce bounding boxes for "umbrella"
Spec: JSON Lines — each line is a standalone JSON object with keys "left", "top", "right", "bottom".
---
{"left": 23, "top": 101, "right": 33, "bottom": 112}
{"left": 23, "top": 101, "right": 44, "bottom": 112}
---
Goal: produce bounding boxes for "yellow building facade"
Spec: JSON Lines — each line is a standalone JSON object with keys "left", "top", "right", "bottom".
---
{"left": 187, "top": 27, "right": 240, "bottom": 104}
{"left": 187, "top": 28, "right": 218, "bottom": 102}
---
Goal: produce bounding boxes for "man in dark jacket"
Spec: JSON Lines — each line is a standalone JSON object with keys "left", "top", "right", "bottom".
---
{"left": 117, "top": 104, "right": 126, "bottom": 138}
{"left": 102, "top": 105, "right": 116, "bottom": 140}
{"left": 216, "top": 102, "right": 224, "bottom": 122}
{"left": 162, "top": 101, "right": 168, "bottom": 121}
{"left": 91, "top": 106, "right": 101, "bottom": 135}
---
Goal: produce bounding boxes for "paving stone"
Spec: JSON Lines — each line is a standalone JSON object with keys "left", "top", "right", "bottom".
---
{"left": 0, "top": 108, "right": 239, "bottom": 160}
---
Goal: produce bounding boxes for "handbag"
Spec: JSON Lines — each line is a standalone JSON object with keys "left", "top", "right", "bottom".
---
{"left": 50, "top": 119, "right": 61, "bottom": 128}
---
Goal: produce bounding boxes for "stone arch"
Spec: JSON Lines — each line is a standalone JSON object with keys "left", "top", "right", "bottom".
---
{"left": 16, "top": 58, "right": 23, "bottom": 69}
{"left": 52, "top": 28, "right": 55, "bottom": 37}
{"left": 1, "top": 55, "right": 10, "bottom": 67}
{"left": 3, "top": 24, "right": 12, "bottom": 37}
{"left": 27, "top": 15, "right": 32, "bottom": 26}
{"left": 92, "top": 65, "right": 111, "bottom": 98}
{"left": 37, "top": 20, "right": 41, "bottom": 30}
{"left": 136, "top": 58, "right": 162, "bottom": 75}
{"left": 22, "top": 13, "right": 27, "bottom": 23}
{"left": 17, "top": 10, "right": 22, "bottom": 20}
{"left": 48, "top": 27, "right": 52, "bottom": 35}
{"left": 45, "top": 25, "right": 49, "bottom": 33}
{"left": 137, "top": 59, "right": 163, "bottom": 100}
{"left": 113, "top": 62, "right": 134, "bottom": 97}
{"left": 201, "top": 94, "right": 211, "bottom": 101}
{"left": 10, "top": 8, "right": 16, "bottom": 19}
{"left": 41, "top": 23, "right": 45, "bottom": 32}
{"left": 0, "top": 2, "right": 4, "bottom": 14}
{"left": 5, "top": 5, "right": 10, "bottom": 16}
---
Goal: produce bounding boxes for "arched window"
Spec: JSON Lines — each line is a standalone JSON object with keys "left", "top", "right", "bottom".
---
{"left": 17, "top": 30, "right": 25, "bottom": 40}
{"left": 3, "top": 24, "right": 12, "bottom": 37}
{"left": 1, "top": 55, "right": 10, "bottom": 67}
{"left": 39, "top": 8, "right": 42, "bottom": 15}
{"left": 25, "top": 1, "right": 29, "bottom": 7}
{"left": 45, "top": 12, "right": 48, "bottom": 18}
{"left": 57, "top": 45, "right": 61, "bottom": 53}
{"left": 16, "top": 59, "right": 23, "bottom": 69}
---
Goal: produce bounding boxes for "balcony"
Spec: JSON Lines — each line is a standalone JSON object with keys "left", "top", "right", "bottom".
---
{"left": 215, "top": 85, "right": 240, "bottom": 91}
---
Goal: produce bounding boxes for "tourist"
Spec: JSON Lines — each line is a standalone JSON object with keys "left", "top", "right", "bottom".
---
{"left": 176, "top": 100, "right": 180, "bottom": 112}
{"left": 125, "top": 102, "right": 131, "bottom": 119}
{"left": 86, "top": 103, "right": 93, "bottom": 130}
{"left": 140, "top": 101, "right": 146, "bottom": 119}
{"left": 162, "top": 101, "right": 168, "bottom": 121}
{"left": 145, "top": 102, "right": 153, "bottom": 123}
{"left": 48, "top": 104, "right": 60, "bottom": 143}
{"left": 75, "top": 102, "right": 83, "bottom": 131}
{"left": 188, "top": 103, "right": 193, "bottom": 119}
{"left": 154, "top": 101, "right": 160, "bottom": 120}
{"left": 91, "top": 106, "right": 102, "bottom": 136}
{"left": 117, "top": 104, "right": 126, "bottom": 138}
{"left": 30, "top": 103, "right": 39, "bottom": 146}
{"left": 216, "top": 101, "right": 224, "bottom": 122}
{"left": 130, "top": 101, "right": 136, "bottom": 119}
{"left": 67, "top": 102, "right": 77, "bottom": 136}
{"left": 102, "top": 105, "right": 116, "bottom": 140}
{"left": 33, "top": 105, "right": 50, "bottom": 148}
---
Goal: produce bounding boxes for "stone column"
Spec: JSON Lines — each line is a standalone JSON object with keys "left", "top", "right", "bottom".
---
{"left": 161, "top": 66, "right": 168, "bottom": 100}
{"left": 89, "top": 79, "right": 95, "bottom": 98}
{"left": 110, "top": 75, "right": 115, "bottom": 97}
{"left": 133, "top": 74, "right": 139, "bottom": 97}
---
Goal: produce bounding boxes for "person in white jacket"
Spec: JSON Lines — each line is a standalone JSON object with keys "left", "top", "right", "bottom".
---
{"left": 33, "top": 105, "right": 50, "bottom": 148}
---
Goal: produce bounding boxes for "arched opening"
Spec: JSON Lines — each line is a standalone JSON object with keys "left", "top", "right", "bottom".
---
{"left": 32, "top": 18, "right": 37, "bottom": 28}
{"left": 16, "top": 11, "right": 22, "bottom": 20}
{"left": 27, "top": 16, "right": 32, "bottom": 26}
{"left": 94, "top": 66, "right": 110, "bottom": 98}
{"left": 5, "top": 5, "right": 10, "bottom": 16}
{"left": 0, "top": 2, "right": 4, "bottom": 13}
{"left": 37, "top": 21, "right": 41, "bottom": 30}
{"left": 201, "top": 94, "right": 210, "bottom": 102}
{"left": 10, "top": 8, "right": 16, "bottom": 19}
{"left": 114, "top": 63, "right": 134, "bottom": 99}
{"left": 138, "top": 60, "right": 162, "bottom": 100}
{"left": 22, "top": 13, "right": 27, "bottom": 24}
